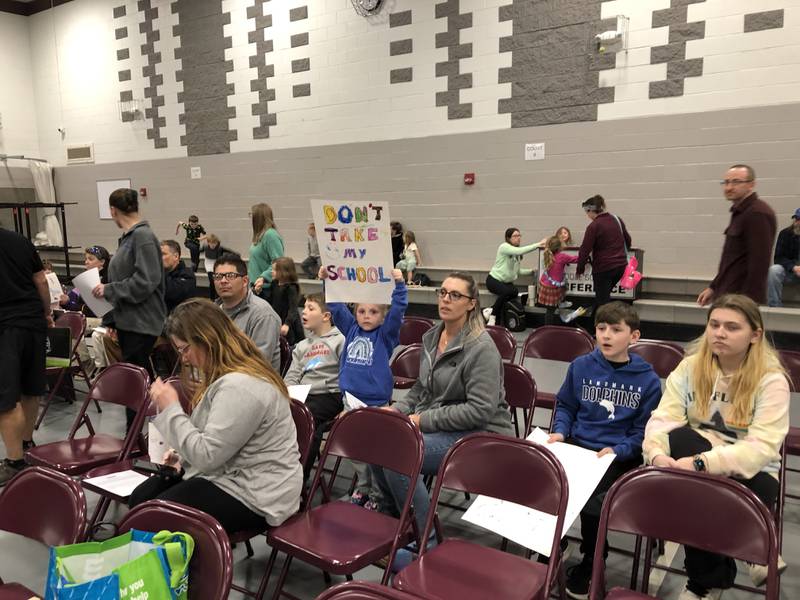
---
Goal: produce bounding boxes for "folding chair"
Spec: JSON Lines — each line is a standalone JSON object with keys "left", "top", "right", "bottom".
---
{"left": 316, "top": 581, "right": 425, "bottom": 599}
{"left": 778, "top": 350, "right": 800, "bottom": 500}
{"left": 504, "top": 362, "right": 537, "bottom": 438}
{"left": 486, "top": 324, "right": 518, "bottom": 362}
{"left": 391, "top": 343, "right": 422, "bottom": 389}
{"left": 628, "top": 341, "right": 684, "bottom": 379}
{"left": 117, "top": 500, "right": 233, "bottom": 600}
{"left": 519, "top": 326, "right": 595, "bottom": 423}
{"left": 26, "top": 363, "right": 150, "bottom": 476}
{"left": 399, "top": 317, "right": 435, "bottom": 346}
{"left": 393, "top": 432, "right": 569, "bottom": 600}
{"left": 149, "top": 339, "right": 179, "bottom": 377}
{"left": 230, "top": 398, "right": 315, "bottom": 599}
{"left": 280, "top": 336, "right": 292, "bottom": 377}
{"left": 589, "top": 467, "right": 780, "bottom": 600}
{"left": 36, "top": 311, "right": 99, "bottom": 430}
{"left": 265, "top": 408, "right": 424, "bottom": 599}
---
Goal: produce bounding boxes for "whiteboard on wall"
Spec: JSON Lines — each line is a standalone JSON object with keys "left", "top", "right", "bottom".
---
{"left": 96, "top": 179, "right": 131, "bottom": 219}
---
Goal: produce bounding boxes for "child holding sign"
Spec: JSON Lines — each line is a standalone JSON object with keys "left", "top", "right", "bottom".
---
{"left": 319, "top": 265, "right": 408, "bottom": 506}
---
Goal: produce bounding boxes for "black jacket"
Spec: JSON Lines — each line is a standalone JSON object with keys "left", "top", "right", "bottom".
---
{"left": 165, "top": 260, "right": 197, "bottom": 313}
{"left": 773, "top": 225, "right": 800, "bottom": 273}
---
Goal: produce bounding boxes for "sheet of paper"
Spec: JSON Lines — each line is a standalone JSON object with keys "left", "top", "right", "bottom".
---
{"left": 45, "top": 271, "right": 62, "bottom": 305}
{"left": 147, "top": 422, "right": 167, "bottom": 464}
{"left": 83, "top": 470, "right": 149, "bottom": 498}
{"left": 343, "top": 391, "right": 367, "bottom": 411}
{"left": 72, "top": 267, "right": 113, "bottom": 318}
{"left": 462, "top": 427, "right": 615, "bottom": 556}
{"left": 287, "top": 384, "right": 312, "bottom": 403}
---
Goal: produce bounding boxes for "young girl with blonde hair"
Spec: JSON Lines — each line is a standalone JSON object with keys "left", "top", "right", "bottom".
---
{"left": 643, "top": 294, "right": 789, "bottom": 599}
{"left": 538, "top": 235, "right": 578, "bottom": 325}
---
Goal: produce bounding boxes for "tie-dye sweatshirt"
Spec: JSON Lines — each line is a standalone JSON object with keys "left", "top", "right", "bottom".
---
{"left": 643, "top": 355, "right": 789, "bottom": 479}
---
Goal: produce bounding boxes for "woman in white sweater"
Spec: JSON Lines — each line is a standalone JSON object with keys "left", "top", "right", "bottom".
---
{"left": 130, "top": 298, "right": 303, "bottom": 533}
{"left": 643, "top": 294, "right": 789, "bottom": 599}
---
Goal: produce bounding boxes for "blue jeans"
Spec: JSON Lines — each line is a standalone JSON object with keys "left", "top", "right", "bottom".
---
{"left": 371, "top": 430, "right": 474, "bottom": 539}
{"left": 767, "top": 264, "right": 799, "bottom": 307}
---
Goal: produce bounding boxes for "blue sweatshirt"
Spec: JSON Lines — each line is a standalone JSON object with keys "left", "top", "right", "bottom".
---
{"left": 329, "top": 281, "right": 408, "bottom": 406}
{"left": 553, "top": 348, "right": 662, "bottom": 461}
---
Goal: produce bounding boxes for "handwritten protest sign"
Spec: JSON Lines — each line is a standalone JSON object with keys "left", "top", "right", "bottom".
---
{"left": 311, "top": 199, "right": 394, "bottom": 304}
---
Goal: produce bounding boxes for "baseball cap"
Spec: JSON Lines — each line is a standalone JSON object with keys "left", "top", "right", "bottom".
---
{"left": 793, "top": 208, "right": 800, "bottom": 220}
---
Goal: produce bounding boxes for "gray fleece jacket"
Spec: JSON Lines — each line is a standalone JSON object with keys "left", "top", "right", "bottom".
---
{"left": 393, "top": 324, "right": 513, "bottom": 436}
{"left": 218, "top": 290, "right": 281, "bottom": 371}
{"left": 283, "top": 326, "right": 345, "bottom": 394}
{"left": 103, "top": 221, "right": 166, "bottom": 337}
{"left": 154, "top": 372, "right": 303, "bottom": 526}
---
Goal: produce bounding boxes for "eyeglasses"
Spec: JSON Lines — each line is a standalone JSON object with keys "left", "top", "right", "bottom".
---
{"left": 719, "top": 179, "right": 753, "bottom": 186}
{"left": 211, "top": 272, "right": 244, "bottom": 281}
{"left": 174, "top": 343, "right": 191, "bottom": 356}
{"left": 436, "top": 288, "right": 473, "bottom": 301}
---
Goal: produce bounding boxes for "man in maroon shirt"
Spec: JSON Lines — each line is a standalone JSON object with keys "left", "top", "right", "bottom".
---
{"left": 697, "top": 165, "right": 777, "bottom": 306}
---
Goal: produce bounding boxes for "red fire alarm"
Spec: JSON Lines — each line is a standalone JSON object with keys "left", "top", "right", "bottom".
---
{"left": 464, "top": 172, "right": 475, "bottom": 185}
{"left": 139, "top": 187, "right": 148, "bottom": 198}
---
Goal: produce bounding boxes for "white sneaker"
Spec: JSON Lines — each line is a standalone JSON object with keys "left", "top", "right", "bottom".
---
{"left": 677, "top": 585, "right": 722, "bottom": 600}
{"left": 747, "top": 555, "right": 787, "bottom": 587}
{"left": 487, "top": 315, "right": 496, "bottom": 326}
{"left": 558, "top": 301, "right": 573, "bottom": 309}
{"left": 482, "top": 308, "right": 493, "bottom": 322}
{"left": 560, "top": 306, "right": 587, "bottom": 323}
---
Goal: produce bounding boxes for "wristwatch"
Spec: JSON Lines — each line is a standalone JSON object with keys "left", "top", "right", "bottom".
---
{"left": 693, "top": 454, "right": 706, "bottom": 472}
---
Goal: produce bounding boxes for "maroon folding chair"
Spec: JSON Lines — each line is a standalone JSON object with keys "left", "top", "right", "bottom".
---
{"left": 280, "top": 336, "right": 292, "bottom": 377}
{"left": 399, "top": 317, "right": 435, "bottom": 346}
{"left": 230, "top": 398, "right": 316, "bottom": 599}
{"left": 391, "top": 343, "right": 422, "bottom": 389}
{"left": 117, "top": 500, "right": 233, "bottom": 600}
{"left": 265, "top": 408, "right": 424, "bottom": 599}
{"left": 504, "top": 362, "right": 537, "bottom": 438}
{"left": 519, "top": 326, "right": 595, "bottom": 418}
{"left": 628, "top": 340, "right": 684, "bottom": 379}
{"left": 26, "top": 363, "right": 150, "bottom": 476}
{"left": 316, "top": 581, "right": 424, "bottom": 599}
{"left": 393, "top": 433, "right": 569, "bottom": 600}
{"left": 36, "top": 311, "right": 98, "bottom": 430}
{"left": 486, "top": 324, "right": 518, "bottom": 362}
{"left": 778, "top": 350, "right": 800, "bottom": 501}
{"left": 589, "top": 467, "right": 780, "bottom": 600}
{"left": 149, "top": 339, "right": 179, "bottom": 377}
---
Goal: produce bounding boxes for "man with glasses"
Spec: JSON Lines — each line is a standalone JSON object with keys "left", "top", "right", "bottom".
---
{"left": 697, "top": 165, "right": 777, "bottom": 306}
{"left": 213, "top": 254, "right": 281, "bottom": 370}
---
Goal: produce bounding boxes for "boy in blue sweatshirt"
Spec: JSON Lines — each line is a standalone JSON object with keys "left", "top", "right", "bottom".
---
{"left": 319, "top": 265, "right": 408, "bottom": 504}
{"left": 549, "top": 302, "right": 662, "bottom": 600}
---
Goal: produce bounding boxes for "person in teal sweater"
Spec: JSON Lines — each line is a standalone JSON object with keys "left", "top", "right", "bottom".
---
{"left": 485, "top": 227, "right": 546, "bottom": 325}
{"left": 248, "top": 203, "right": 284, "bottom": 301}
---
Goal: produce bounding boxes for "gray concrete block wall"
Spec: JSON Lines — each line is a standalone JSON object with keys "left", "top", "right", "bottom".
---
{"left": 51, "top": 103, "right": 800, "bottom": 281}
{"left": 649, "top": 0, "right": 706, "bottom": 99}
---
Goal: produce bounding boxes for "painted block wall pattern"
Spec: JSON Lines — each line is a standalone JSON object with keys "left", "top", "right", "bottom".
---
{"left": 13, "top": 0, "right": 799, "bottom": 166}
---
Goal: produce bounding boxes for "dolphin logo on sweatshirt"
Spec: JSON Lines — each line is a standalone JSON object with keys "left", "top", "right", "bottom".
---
{"left": 599, "top": 399, "right": 616, "bottom": 420}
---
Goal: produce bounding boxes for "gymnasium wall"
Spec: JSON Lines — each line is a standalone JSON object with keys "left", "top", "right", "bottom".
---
{"left": 2, "top": 0, "right": 800, "bottom": 278}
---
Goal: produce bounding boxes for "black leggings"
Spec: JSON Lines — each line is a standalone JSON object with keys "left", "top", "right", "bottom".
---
{"left": 592, "top": 265, "right": 626, "bottom": 313}
{"left": 303, "top": 392, "right": 344, "bottom": 480}
{"left": 117, "top": 329, "right": 156, "bottom": 430}
{"left": 668, "top": 427, "right": 779, "bottom": 594}
{"left": 485, "top": 275, "right": 518, "bottom": 325}
{"left": 129, "top": 475, "right": 266, "bottom": 534}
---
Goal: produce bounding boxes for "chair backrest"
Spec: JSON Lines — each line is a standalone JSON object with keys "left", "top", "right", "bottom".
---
{"left": 280, "top": 336, "right": 291, "bottom": 376}
{"left": 520, "top": 325, "right": 595, "bottom": 363}
{"left": 629, "top": 340, "right": 685, "bottom": 379}
{"left": 0, "top": 466, "right": 87, "bottom": 546}
{"left": 486, "top": 324, "right": 517, "bottom": 362}
{"left": 390, "top": 343, "right": 422, "bottom": 381}
{"left": 591, "top": 467, "right": 779, "bottom": 599}
{"left": 778, "top": 349, "right": 800, "bottom": 392}
{"left": 117, "top": 499, "right": 233, "bottom": 600}
{"left": 315, "top": 581, "right": 424, "bottom": 599}
{"left": 290, "top": 398, "right": 315, "bottom": 466}
{"left": 55, "top": 311, "right": 86, "bottom": 357}
{"left": 422, "top": 433, "right": 568, "bottom": 589}
{"left": 503, "top": 363, "right": 537, "bottom": 437}
{"left": 399, "top": 317, "right": 435, "bottom": 346}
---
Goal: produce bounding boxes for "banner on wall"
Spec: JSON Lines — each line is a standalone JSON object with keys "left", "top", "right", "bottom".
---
{"left": 311, "top": 199, "right": 394, "bottom": 305}
{"left": 536, "top": 248, "right": 644, "bottom": 300}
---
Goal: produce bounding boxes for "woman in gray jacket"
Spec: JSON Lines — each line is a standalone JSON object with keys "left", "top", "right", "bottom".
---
{"left": 373, "top": 272, "right": 513, "bottom": 568}
{"left": 129, "top": 298, "right": 303, "bottom": 533}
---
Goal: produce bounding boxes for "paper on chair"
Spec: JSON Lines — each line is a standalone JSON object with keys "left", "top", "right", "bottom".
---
{"left": 343, "top": 392, "right": 367, "bottom": 411}
{"left": 287, "top": 385, "right": 312, "bottom": 403}
{"left": 462, "top": 427, "right": 615, "bottom": 556}
{"left": 72, "top": 267, "right": 113, "bottom": 318}
{"left": 46, "top": 272, "right": 62, "bottom": 305}
{"left": 83, "top": 470, "right": 149, "bottom": 498}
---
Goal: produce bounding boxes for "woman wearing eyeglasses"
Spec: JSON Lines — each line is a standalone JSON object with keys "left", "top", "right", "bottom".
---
{"left": 576, "top": 194, "right": 632, "bottom": 315}
{"left": 372, "top": 272, "right": 513, "bottom": 569}
{"left": 129, "top": 298, "right": 303, "bottom": 534}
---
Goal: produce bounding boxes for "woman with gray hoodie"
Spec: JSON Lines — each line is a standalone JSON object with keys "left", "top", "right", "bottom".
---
{"left": 373, "top": 271, "right": 513, "bottom": 569}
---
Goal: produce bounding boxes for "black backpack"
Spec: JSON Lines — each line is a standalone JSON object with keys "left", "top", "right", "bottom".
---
{"left": 412, "top": 272, "right": 432, "bottom": 287}
{"left": 502, "top": 300, "right": 526, "bottom": 332}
